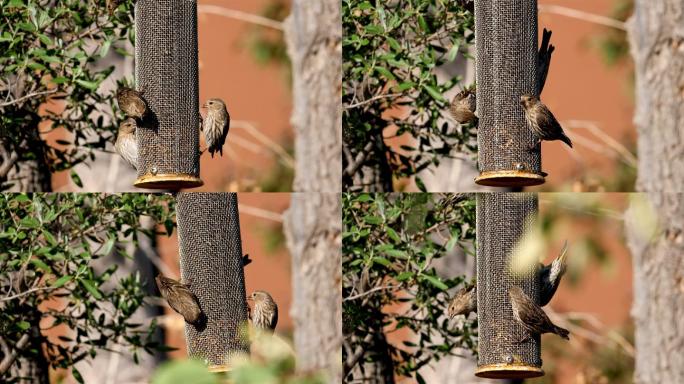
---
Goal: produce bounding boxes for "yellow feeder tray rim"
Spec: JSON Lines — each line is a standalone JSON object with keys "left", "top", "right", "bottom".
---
{"left": 475, "top": 169, "right": 546, "bottom": 187}
{"left": 134, "top": 173, "right": 204, "bottom": 190}
{"left": 475, "top": 362, "right": 544, "bottom": 379}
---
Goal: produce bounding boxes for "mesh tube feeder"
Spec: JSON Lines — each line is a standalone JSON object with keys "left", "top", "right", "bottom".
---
{"left": 474, "top": 0, "right": 545, "bottom": 187}
{"left": 475, "top": 193, "right": 543, "bottom": 379}
{"left": 176, "top": 193, "right": 249, "bottom": 371}
{"left": 133, "top": 0, "right": 203, "bottom": 189}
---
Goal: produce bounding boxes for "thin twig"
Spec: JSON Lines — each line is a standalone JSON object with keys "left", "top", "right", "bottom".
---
{"left": 1, "top": 286, "right": 53, "bottom": 302}
{"left": 343, "top": 141, "right": 374, "bottom": 177}
{"left": 198, "top": 5, "right": 284, "bottom": 31}
{"left": 232, "top": 121, "right": 295, "bottom": 168}
{"left": 237, "top": 204, "right": 283, "bottom": 223}
{"left": 538, "top": 4, "right": 627, "bottom": 31}
{"left": 0, "top": 333, "right": 30, "bottom": 375}
{"left": 345, "top": 93, "right": 403, "bottom": 110}
{"left": 343, "top": 285, "right": 397, "bottom": 302}
{"left": 343, "top": 332, "right": 375, "bottom": 377}
{"left": 0, "top": 89, "right": 58, "bottom": 108}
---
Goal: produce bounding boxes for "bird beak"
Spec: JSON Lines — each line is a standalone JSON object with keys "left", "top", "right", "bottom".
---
{"left": 246, "top": 296, "right": 253, "bottom": 301}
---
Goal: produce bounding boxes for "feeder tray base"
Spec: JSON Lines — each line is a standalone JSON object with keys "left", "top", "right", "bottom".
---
{"left": 134, "top": 173, "right": 203, "bottom": 190}
{"left": 475, "top": 363, "right": 544, "bottom": 379}
{"left": 475, "top": 170, "right": 545, "bottom": 187}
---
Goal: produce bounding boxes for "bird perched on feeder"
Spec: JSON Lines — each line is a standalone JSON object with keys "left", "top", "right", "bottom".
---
{"left": 116, "top": 87, "right": 148, "bottom": 121}
{"left": 539, "top": 240, "right": 569, "bottom": 307}
{"left": 449, "top": 86, "right": 477, "bottom": 126}
{"left": 155, "top": 274, "right": 203, "bottom": 325}
{"left": 248, "top": 290, "right": 278, "bottom": 333}
{"left": 520, "top": 94, "right": 572, "bottom": 151}
{"left": 448, "top": 283, "right": 477, "bottom": 318}
{"left": 115, "top": 118, "right": 138, "bottom": 170}
{"left": 509, "top": 286, "right": 569, "bottom": 341}
{"left": 201, "top": 98, "right": 230, "bottom": 158}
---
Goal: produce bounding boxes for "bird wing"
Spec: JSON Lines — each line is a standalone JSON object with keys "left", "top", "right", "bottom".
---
{"left": 538, "top": 104, "right": 564, "bottom": 138}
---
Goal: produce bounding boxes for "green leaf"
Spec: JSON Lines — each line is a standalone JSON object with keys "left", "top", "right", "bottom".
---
{"left": 372, "top": 257, "right": 391, "bottom": 267}
{"left": 386, "top": 227, "right": 400, "bottom": 243}
{"left": 52, "top": 275, "right": 72, "bottom": 288}
{"left": 70, "top": 170, "right": 83, "bottom": 187}
{"left": 374, "top": 66, "right": 395, "bottom": 80}
{"left": 80, "top": 279, "right": 103, "bottom": 300}
{"left": 75, "top": 79, "right": 99, "bottom": 91}
{"left": 17, "top": 321, "right": 31, "bottom": 331}
{"left": 19, "top": 217, "right": 40, "bottom": 228}
{"left": 30, "top": 259, "right": 51, "bottom": 272}
{"left": 363, "top": 215, "right": 383, "bottom": 225}
{"left": 421, "top": 274, "right": 448, "bottom": 291}
{"left": 422, "top": 85, "right": 446, "bottom": 102}
{"left": 396, "top": 271, "right": 414, "bottom": 281}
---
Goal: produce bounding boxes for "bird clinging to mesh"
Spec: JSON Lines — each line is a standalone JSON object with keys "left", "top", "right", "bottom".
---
{"left": 116, "top": 87, "right": 148, "bottom": 121}
{"left": 155, "top": 274, "right": 203, "bottom": 325}
{"left": 115, "top": 118, "right": 138, "bottom": 170}
{"left": 248, "top": 290, "right": 278, "bottom": 334}
{"left": 201, "top": 98, "right": 230, "bottom": 158}
{"left": 509, "top": 286, "right": 569, "bottom": 341}
{"left": 520, "top": 94, "right": 572, "bottom": 151}
{"left": 447, "top": 283, "right": 477, "bottom": 319}
{"left": 449, "top": 86, "right": 477, "bottom": 126}
{"left": 539, "top": 240, "right": 569, "bottom": 307}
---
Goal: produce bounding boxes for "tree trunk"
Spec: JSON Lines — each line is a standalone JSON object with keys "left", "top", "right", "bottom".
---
{"left": 627, "top": 2, "right": 684, "bottom": 381}
{"left": 625, "top": 194, "right": 684, "bottom": 383}
{"left": 627, "top": 0, "right": 684, "bottom": 193}
{"left": 1, "top": 139, "right": 51, "bottom": 192}
{"left": 284, "top": 0, "right": 342, "bottom": 193}
{"left": 283, "top": 2, "right": 342, "bottom": 381}
{"left": 283, "top": 193, "right": 342, "bottom": 382}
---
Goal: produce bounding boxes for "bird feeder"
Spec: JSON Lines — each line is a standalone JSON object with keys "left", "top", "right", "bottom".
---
{"left": 475, "top": 193, "right": 543, "bottom": 378}
{"left": 474, "top": 0, "right": 545, "bottom": 187}
{"left": 133, "top": 0, "right": 203, "bottom": 189}
{"left": 176, "top": 193, "right": 249, "bottom": 371}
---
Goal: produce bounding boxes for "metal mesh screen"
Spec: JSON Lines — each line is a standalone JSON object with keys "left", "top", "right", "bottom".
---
{"left": 474, "top": 0, "right": 544, "bottom": 187}
{"left": 176, "top": 193, "right": 249, "bottom": 368}
{"left": 475, "top": 193, "right": 543, "bottom": 379}
{"left": 134, "top": 0, "right": 202, "bottom": 189}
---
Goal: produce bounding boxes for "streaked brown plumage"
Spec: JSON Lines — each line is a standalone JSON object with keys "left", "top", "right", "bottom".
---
{"left": 520, "top": 94, "right": 572, "bottom": 150}
{"left": 449, "top": 86, "right": 477, "bottom": 125}
{"left": 155, "top": 274, "right": 202, "bottom": 325}
{"left": 539, "top": 240, "right": 569, "bottom": 307}
{"left": 248, "top": 290, "right": 277, "bottom": 333}
{"left": 201, "top": 98, "right": 230, "bottom": 158}
{"left": 106, "top": 0, "right": 122, "bottom": 15}
{"left": 115, "top": 118, "right": 138, "bottom": 170}
{"left": 509, "top": 286, "right": 569, "bottom": 341}
{"left": 116, "top": 87, "right": 148, "bottom": 120}
{"left": 448, "top": 283, "right": 477, "bottom": 318}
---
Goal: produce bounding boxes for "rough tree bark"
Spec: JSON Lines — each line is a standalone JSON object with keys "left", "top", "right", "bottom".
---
{"left": 628, "top": 0, "right": 684, "bottom": 193}
{"left": 284, "top": 0, "right": 341, "bottom": 194}
{"left": 283, "top": 1, "right": 342, "bottom": 382}
{"left": 283, "top": 193, "right": 342, "bottom": 382}
{"left": 627, "top": 1, "right": 684, "bottom": 382}
{"left": 625, "top": 194, "right": 684, "bottom": 384}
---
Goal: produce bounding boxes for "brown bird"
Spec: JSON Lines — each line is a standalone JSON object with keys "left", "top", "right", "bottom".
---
{"left": 201, "top": 98, "right": 230, "bottom": 158}
{"left": 449, "top": 86, "right": 477, "bottom": 125}
{"left": 115, "top": 118, "right": 138, "bottom": 170}
{"left": 155, "top": 274, "right": 202, "bottom": 325}
{"left": 509, "top": 286, "right": 569, "bottom": 341}
{"left": 116, "top": 87, "right": 148, "bottom": 120}
{"left": 248, "top": 290, "right": 278, "bottom": 333}
{"left": 539, "top": 240, "right": 569, "bottom": 307}
{"left": 106, "top": 0, "right": 122, "bottom": 15}
{"left": 447, "top": 283, "right": 477, "bottom": 319}
{"left": 520, "top": 94, "right": 572, "bottom": 150}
